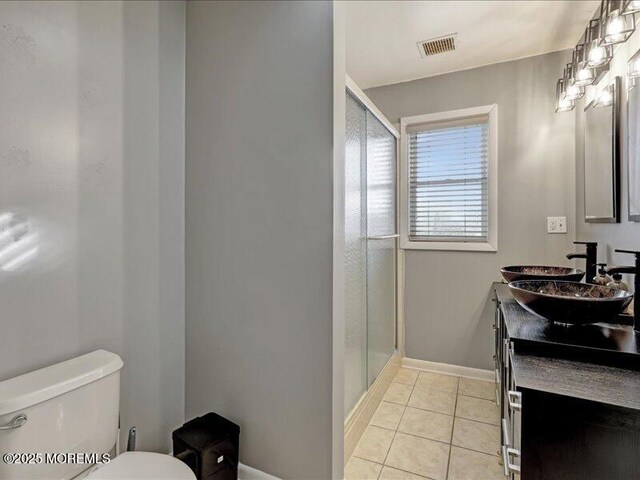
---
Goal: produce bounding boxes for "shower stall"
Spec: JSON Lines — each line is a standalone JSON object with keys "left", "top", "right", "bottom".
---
{"left": 345, "top": 86, "right": 398, "bottom": 417}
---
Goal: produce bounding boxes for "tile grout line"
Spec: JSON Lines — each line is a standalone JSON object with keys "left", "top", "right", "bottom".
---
{"left": 376, "top": 378, "right": 414, "bottom": 479}
{"left": 445, "top": 383, "right": 460, "bottom": 480}
{"left": 352, "top": 376, "right": 406, "bottom": 475}
{"left": 382, "top": 464, "right": 439, "bottom": 480}
{"left": 354, "top": 434, "right": 500, "bottom": 458}
{"left": 353, "top": 441, "right": 500, "bottom": 480}
{"left": 354, "top": 454, "right": 438, "bottom": 480}
{"left": 405, "top": 371, "right": 454, "bottom": 480}
{"left": 385, "top": 401, "right": 499, "bottom": 428}
{"left": 387, "top": 379, "right": 495, "bottom": 400}
{"left": 396, "top": 375, "right": 499, "bottom": 427}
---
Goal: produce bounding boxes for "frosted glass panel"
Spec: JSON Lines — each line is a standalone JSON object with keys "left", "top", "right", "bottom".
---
{"left": 344, "top": 93, "right": 397, "bottom": 415}
{"left": 366, "top": 112, "right": 396, "bottom": 236}
{"left": 366, "top": 237, "right": 395, "bottom": 385}
{"left": 366, "top": 111, "right": 396, "bottom": 386}
{"left": 344, "top": 93, "right": 367, "bottom": 415}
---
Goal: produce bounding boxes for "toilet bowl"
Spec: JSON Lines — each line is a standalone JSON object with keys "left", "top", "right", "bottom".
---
{"left": 0, "top": 350, "right": 195, "bottom": 480}
{"left": 84, "top": 452, "right": 194, "bottom": 480}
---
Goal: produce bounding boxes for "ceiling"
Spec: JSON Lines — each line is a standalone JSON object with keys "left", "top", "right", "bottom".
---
{"left": 346, "top": 1, "right": 600, "bottom": 90}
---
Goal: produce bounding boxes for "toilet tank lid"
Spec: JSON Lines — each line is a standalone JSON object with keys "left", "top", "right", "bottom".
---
{"left": 0, "top": 350, "right": 123, "bottom": 416}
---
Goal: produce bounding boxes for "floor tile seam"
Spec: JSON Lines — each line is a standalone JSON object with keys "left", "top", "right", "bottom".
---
{"left": 445, "top": 392, "right": 459, "bottom": 480}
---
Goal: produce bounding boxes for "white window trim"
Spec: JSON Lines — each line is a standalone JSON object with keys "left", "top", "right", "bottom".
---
{"left": 399, "top": 104, "right": 498, "bottom": 252}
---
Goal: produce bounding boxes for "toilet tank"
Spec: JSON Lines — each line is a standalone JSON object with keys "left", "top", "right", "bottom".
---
{"left": 0, "top": 350, "right": 123, "bottom": 480}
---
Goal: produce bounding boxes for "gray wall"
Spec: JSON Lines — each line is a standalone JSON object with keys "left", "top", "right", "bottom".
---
{"left": 0, "top": 0, "right": 185, "bottom": 453}
{"left": 365, "top": 51, "right": 576, "bottom": 370}
{"left": 185, "top": 2, "right": 335, "bottom": 478}
{"left": 575, "top": 34, "right": 640, "bottom": 276}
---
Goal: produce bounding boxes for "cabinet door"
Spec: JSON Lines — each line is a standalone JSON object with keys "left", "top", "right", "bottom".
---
{"left": 504, "top": 350, "right": 522, "bottom": 480}
{"left": 493, "top": 298, "right": 501, "bottom": 406}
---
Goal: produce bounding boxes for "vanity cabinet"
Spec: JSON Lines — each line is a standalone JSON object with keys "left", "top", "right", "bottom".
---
{"left": 494, "top": 300, "right": 521, "bottom": 479}
{"left": 494, "top": 285, "right": 640, "bottom": 480}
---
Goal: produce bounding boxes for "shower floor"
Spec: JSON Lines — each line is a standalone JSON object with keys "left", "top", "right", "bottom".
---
{"left": 345, "top": 368, "right": 502, "bottom": 480}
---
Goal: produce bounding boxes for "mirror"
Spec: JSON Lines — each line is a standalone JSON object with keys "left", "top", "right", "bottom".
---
{"left": 583, "top": 76, "right": 620, "bottom": 223}
{"left": 628, "top": 76, "right": 640, "bottom": 221}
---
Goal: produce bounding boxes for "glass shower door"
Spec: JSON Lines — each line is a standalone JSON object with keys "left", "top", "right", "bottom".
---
{"left": 344, "top": 92, "right": 397, "bottom": 416}
{"left": 366, "top": 111, "right": 397, "bottom": 387}
{"left": 344, "top": 93, "right": 368, "bottom": 415}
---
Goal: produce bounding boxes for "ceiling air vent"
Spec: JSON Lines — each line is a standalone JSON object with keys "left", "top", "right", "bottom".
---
{"left": 417, "top": 34, "right": 457, "bottom": 58}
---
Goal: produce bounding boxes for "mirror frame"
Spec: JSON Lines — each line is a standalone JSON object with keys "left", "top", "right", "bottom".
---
{"left": 627, "top": 75, "right": 640, "bottom": 222}
{"left": 583, "top": 75, "right": 621, "bottom": 223}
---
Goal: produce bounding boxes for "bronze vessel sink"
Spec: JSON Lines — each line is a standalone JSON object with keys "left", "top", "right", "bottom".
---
{"left": 508, "top": 280, "right": 633, "bottom": 325}
{"left": 501, "top": 265, "right": 585, "bottom": 283}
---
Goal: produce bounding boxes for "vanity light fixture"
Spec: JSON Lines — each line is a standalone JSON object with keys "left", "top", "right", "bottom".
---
{"left": 553, "top": 0, "right": 635, "bottom": 112}
{"left": 563, "top": 64, "right": 585, "bottom": 100}
{"left": 573, "top": 44, "right": 596, "bottom": 86}
{"left": 556, "top": 79, "right": 576, "bottom": 112}
{"left": 585, "top": 19, "right": 613, "bottom": 68}
{"left": 601, "top": 0, "right": 635, "bottom": 46}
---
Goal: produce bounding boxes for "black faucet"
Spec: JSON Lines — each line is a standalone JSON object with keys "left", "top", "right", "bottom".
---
{"left": 606, "top": 249, "right": 640, "bottom": 331}
{"left": 567, "top": 241, "right": 597, "bottom": 284}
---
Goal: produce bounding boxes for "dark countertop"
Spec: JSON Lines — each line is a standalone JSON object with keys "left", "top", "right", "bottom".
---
{"left": 494, "top": 282, "right": 640, "bottom": 368}
{"left": 511, "top": 353, "right": 640, "bottom": 411}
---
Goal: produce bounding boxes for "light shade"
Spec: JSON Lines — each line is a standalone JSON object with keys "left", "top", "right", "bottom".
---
{"left": 585, "top": 19, "right": 613, "bottom": 67}
{"left": 586, "top": 41, "right": 613, "bottom": 67}
{"left": 556, "top": 79, "right": 575, "bottom": 112}
{"left": 563, "top": 64, "right": 585, "bottom": 100}
{"left": 601, "top": 1, "right": 635, "bottom": 45}
{"left": 573, "top": 45, "right": 595, "bottom": 86}
{"left": 622, "top": 0, "right": 640, "bottom": 15}
{"left": 574, "top": 65, "right": 595, "bottom": 86}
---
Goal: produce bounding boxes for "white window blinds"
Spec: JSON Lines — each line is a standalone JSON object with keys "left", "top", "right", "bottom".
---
{"left": 408, "top": 116, "right": 489, "bottom": 242}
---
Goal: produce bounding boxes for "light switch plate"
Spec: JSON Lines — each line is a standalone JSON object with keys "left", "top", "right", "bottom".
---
{"left": 547, "top": 216, "right": 567, "bottom": 234}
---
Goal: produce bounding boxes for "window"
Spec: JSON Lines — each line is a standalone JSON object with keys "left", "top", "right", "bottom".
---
{"left": 400, "top": 105, "right": 498, "bottom": 251}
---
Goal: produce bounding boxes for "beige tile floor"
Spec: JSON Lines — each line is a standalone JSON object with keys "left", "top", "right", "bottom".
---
{"left": 345, "top": 368, "right": 504, "bottom": 480}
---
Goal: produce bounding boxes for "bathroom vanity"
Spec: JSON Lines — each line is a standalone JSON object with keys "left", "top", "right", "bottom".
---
{"left": 493, "top": 283, "right": 640, "bottom": 480}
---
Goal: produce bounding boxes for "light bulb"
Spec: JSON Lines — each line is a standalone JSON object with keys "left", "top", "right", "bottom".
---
{"left": 608, "top": 12, "right": 624, "bottom": 35}
{"left": 598, "top": 89, "right": 613, "bottom": 106}
{"left": 555, "top": 79, "right": 575, "bottom": 113}
{"left": 574, "top": 64, "right": 594, "bottom": 86}
{"left": 604, "top": 9, "right": 633, "bottom": 44}
{"left": 564, "top": 83, "right": 584, "bottom": 101}
{"left": 587, "top": 42, "right": 609, "bottom": 67}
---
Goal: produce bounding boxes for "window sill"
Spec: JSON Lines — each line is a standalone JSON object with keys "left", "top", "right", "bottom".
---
{"left": 400, "top": 240, "right": 497, "bottom": 252}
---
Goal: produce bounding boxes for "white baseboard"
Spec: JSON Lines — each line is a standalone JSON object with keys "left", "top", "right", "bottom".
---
{"left": 402, "top": 357, "right": 494, "bottom": 382}
{"left": 239, "top": 462, "right": 280, "bottom": 480}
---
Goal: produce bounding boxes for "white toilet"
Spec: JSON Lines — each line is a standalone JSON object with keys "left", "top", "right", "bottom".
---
{"left": 0, "top": 350, "right": 195, "bottom": 480}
